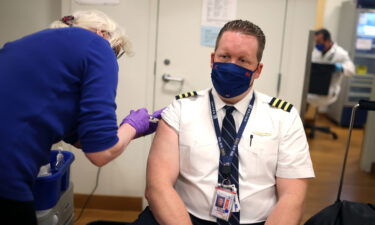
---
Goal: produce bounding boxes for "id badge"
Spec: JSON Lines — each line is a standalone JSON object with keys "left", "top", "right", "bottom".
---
{"left": 211, "top": 186, "right": 236, "bottom": 221}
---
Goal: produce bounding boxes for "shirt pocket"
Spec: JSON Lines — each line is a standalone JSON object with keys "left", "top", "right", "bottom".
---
{"left": 248, "top": 134, "right": 278, "bottom": 155}
{"left": 240, "top": 133, "right": 279, "bottom": 178}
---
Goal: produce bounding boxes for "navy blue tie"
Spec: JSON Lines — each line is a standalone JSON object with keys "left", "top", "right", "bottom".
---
{"left": 218, "top": 106, "right": 239, "bottom": 225}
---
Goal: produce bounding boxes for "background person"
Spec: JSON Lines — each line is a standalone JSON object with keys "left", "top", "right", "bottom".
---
{"left": 0, "top": 10, "right": 162, "bottom": 224}
{"left": 308, "top": 28, "right": 355, "bottom": 106}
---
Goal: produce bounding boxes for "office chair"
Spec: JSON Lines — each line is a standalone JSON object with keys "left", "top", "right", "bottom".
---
{"left": 305, "top": 105, "right": 338, "bottom": 139}
{"left": 305, "top": 63, "right": 338, "bottom": 140}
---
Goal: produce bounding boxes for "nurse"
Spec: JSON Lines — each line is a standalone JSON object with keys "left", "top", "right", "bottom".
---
{"left": 0, "top": 10, "right": 161, "bottom": 224}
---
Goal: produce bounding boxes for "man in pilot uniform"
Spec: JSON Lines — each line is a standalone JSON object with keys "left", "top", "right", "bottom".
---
{"left": 144, "top": 20, "right": 315, "bottom": 225}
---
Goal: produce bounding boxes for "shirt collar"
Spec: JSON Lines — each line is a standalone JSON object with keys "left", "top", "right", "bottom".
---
{"left": 211, "top": 87, "right": 254, "bottom": 115}
{"left": 323, "top": 43, "right": 337, "bottom": 57}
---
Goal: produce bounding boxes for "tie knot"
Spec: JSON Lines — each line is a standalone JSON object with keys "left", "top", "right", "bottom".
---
{"left": 224, "top": 105, "right": 235, "bottom": 115}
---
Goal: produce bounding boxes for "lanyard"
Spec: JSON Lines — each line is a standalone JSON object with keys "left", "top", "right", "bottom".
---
{"left": 209, "top": 89, "right": 255, "bottom": 176}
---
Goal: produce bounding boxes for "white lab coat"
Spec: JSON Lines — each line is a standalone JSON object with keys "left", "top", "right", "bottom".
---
{"left": 308, "top": 43, "right": 355, "bottom": 107}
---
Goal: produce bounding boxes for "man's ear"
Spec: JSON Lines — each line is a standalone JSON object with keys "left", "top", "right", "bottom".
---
{"left": 210, "top": 52, "right": 215, "bottom": 68}
{"left": 253, "top": 63, "right": 263, "bottom": 79}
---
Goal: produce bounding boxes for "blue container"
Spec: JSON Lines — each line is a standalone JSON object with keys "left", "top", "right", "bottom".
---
{"left": 33, "top": 150, "right": 75, "bottom": 210}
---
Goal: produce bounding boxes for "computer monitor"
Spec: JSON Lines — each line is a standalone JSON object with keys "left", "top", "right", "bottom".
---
{"left": 357, "top": 0, "right": 375, "bottom": 9}
{"left": 308, "top": 63, "right": 336, "bottom": 95}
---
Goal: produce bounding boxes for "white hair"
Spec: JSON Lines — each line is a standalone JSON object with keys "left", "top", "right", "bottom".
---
{"left": 50, "top": 10, "right": 132, "bottom": 57}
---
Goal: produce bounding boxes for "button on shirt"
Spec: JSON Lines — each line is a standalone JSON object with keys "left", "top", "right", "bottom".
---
{"left": 162, "top": 88, "right": 315, "bottom": 224}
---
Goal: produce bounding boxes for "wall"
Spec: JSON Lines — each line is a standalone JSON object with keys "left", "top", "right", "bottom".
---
{"left": 279, "top": 0, "right": 318, "bottom": 112}
{"left": 315, "top": 0, "right": 327, "bottom": 28}
{"left": 0, "top": 0, "right": 60, "bottom": 45}
{"left": 361, "top": 86, "right": 375, "bottom": 172}
{"left": 322, "top": 0, "right": 355, "bottom": 40}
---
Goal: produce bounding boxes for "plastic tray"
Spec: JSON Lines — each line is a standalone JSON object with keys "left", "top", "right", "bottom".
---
{"left": 33, "top": 150, "right": 75, "bottom": 210}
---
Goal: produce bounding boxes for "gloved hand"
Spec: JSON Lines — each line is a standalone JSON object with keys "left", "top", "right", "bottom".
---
{"left": 144, "top": 107, "right": 166, "bottom": 136}
{"left": 151, "top": 107, "right": 165, "bottom": 120}
{"left": 121, "top": 107, "right": 166, "bottom": 138}
{"left": 335, "top": 63, "right": 343, "bottom": 72}
{"left": 121, "top": 108, "right": 150, "bottom": 138}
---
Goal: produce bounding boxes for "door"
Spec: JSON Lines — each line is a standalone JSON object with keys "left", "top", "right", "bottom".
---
{"left": 154, "top": 0, "right": 287, "bottom": 109}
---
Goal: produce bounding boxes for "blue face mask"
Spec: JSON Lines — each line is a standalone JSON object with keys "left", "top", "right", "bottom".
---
{"left": 211, "top": 62, "right": 256, "bottom": 98}
{"left": 315, "top": 44, "right": 325, "bottom": 52}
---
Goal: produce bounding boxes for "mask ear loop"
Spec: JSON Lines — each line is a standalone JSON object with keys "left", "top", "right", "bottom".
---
{"left": 61, "top": 15, "right": 74, "bottom": 27}
{"left": 249, "top": 63, "right": 260, "bottom": 87}
{"left": 252, "top": 63, "right": 260, "bottom": 73}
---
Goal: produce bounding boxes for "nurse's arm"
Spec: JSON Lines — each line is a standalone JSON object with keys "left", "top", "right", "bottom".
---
{"left": 84, "top": 123, "right": 136, "bottom": 167}
{"left": 145, "top": 120, "right": 193, "bottom": 225}
{"left": 264, "top": 177, "right": 308, "bottom": 225}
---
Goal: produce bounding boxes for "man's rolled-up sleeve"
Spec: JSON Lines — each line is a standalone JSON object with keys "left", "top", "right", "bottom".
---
{"left": 276, "top": 108, "right": 315, "bottom": 178}
{"left": 161, "top": 99, "right": 181, "bottom": 133}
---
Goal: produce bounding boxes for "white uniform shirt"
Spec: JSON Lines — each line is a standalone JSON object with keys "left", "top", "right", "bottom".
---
{"left": 162, "top": 88, "right": 315, "bottom": 224}
{"left": 309, "top": 43, "right": 355, "bottom": 106}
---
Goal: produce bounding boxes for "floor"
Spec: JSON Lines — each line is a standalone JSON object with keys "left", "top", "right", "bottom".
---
{"left": 74, "top": 208, "right": 139, "bottom": 225}
{"left": 74, "top": 115, "right": 375, "bottom": 225}
{"left": 302, "top": 114, "right": 375, "bottom": 223}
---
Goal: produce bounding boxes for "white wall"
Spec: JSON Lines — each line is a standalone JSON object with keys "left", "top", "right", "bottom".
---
{"left": 0, "top": 0, "right": 60, "bottom": 45}
{"left": 279, "top": 0, "right": 317, "bottom": 112}
{"left": 323, "top": 0, "right": 354, "bottom": 40}
{"left": 360, "top": 85, "right": 375, "bottom": 172}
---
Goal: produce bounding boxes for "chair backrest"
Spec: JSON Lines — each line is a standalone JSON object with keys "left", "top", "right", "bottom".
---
{"left": 308, "top": 63, "right": 336, "bottom": 95}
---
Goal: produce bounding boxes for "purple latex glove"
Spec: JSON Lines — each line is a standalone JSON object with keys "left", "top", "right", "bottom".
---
{"left": 144, "top": 107, "right": 166, "bottom": 136}
{"left": 151, "top": 107, "right": 165, "bottom": 120}
{"left": 121, "top": 108, "right": 150, "bottom": 138}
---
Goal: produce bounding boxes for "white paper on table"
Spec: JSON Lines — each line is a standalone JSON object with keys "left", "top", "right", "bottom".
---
{"left": 356, "top": 38, "right": 373, "bottom": 50}
{"left": 74, "top": 0, "right": 119, "bottom": 5}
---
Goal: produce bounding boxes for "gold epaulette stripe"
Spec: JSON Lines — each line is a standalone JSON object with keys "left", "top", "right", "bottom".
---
{"left": 271, "top": 98, "right": 279, "bottom": 107}
{"left": 276, "top": 100, "right": 285, "bottom": 108}
{"left": 286, "top": 103, "right": 293, "bottom": 112}
{"left": 269, "top": 97, "right": 276, "bottom": 106}
{"left": 269, "top": 97, "right": 293, "bottom": 112}
{"left": 280, "top": 101, "right": 287, "bottom": 110}
{"left": 175, "top": 91, "right": 198, "bottom": 100}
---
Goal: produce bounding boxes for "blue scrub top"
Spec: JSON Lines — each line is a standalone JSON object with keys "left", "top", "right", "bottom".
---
{"left": 0, "top": 27, "right": 119, "bottom": 201}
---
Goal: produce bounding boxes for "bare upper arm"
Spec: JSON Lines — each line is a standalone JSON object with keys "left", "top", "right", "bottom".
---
{"left": 276, "top": 177, "right": 308, "bottom": 202}
{"left": 146, "top": 119, "right": 180, "bottom": 187}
